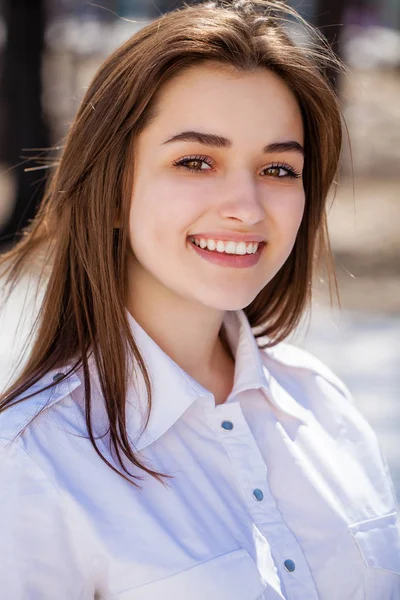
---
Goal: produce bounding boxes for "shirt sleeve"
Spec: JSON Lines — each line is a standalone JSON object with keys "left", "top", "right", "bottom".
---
{"left": 0, "top": 437, "right": 94, "bottom": 599}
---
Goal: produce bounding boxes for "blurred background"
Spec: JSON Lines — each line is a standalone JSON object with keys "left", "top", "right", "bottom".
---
{"left": 0, "top": 0, "right": 399, "bottom": 501}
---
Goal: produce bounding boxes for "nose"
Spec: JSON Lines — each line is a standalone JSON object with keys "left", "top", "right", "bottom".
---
{"left": 218, "top": 170, "right": 266, "bottom": 226}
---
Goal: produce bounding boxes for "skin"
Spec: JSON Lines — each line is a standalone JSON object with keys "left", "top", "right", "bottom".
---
{"left": 125, "top": 62, "right": 305, "bottom": 404}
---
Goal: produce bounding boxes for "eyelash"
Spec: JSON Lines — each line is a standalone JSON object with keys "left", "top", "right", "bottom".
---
{"left": 172, "top": 155, "right": 301, "bottom": 179}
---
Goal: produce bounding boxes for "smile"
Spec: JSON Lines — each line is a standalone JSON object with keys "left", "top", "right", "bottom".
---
{"left": 189, "top": 236, "right": 260, "bottom": 255}
{"left": 187, "top": 237, "right": 266, "bottom": 269}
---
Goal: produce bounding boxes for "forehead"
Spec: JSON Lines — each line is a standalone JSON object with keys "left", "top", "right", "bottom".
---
{"left": 145, "top": 62, "right": 304, "bottom": 145}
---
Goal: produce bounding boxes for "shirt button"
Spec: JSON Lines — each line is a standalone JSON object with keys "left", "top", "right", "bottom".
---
{"left": 53, "top": 373, "right": 64, "bottom": 382}
{"left": 221, "top": 420, "right": 234, "bottom": 431}
{"left": 253, "top": 488, "right": 264, "bottom": 501}
{"left": 284, "top": 559, "right": 296, "bottom": 572}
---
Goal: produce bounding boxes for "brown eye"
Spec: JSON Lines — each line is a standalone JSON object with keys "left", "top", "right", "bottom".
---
{"left": 185, "top": 160, "right": 204, "bottom": 170}
{"left": 173, "top": 155, "right": 214, "bottom": 173}
{"left": 262, "top": 163, "right": 301, "bottom": 179}
{"left": 266, "top": 167, "right": 282, "bottom": 177}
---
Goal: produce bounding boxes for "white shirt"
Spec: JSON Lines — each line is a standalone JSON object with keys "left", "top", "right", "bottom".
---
{"left": 0, "top": 309, "right": 399, "bottom": 600}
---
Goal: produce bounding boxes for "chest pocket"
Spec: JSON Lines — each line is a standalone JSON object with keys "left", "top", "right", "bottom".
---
{"left": 348, "top": 511, "right": 400, "bottom": 599}
{"left": 118, "top": 548, "right": 266, "bottom": 600}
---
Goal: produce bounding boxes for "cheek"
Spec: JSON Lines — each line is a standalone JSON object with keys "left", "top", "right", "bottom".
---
{"left": 128, "top": 182, "right": 205, "bottom": 251}
{"left": 271, "top": 190, "right": 305, "bottom": 239}
{"left": 292, "top": 192, "right": 306, "bottom": 230}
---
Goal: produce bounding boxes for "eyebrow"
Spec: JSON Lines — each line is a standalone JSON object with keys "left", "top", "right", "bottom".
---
{"left": 162, "top": 130, "right": 304, "bottom": 157}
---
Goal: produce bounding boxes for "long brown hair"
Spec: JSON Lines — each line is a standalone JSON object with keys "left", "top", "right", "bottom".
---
{"left": 0, "top": 0, "right": 344, "bottom": 488}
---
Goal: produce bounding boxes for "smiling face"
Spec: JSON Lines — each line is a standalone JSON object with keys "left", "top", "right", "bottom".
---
{"left": 126, "top": 62, "right": 305, "bottom": 313}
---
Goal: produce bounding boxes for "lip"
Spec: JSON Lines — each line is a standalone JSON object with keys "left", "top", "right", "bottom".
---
{"left": 188, "top": 238, "right": 266, "bottom": 268}
{"left": 188, "top": 231, "right": 266, "bottom": 243}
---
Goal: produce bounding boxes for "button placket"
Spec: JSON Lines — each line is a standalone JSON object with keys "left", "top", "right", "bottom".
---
{"left": 214, "top": 403, "right": 318, "bottom": 598}
{"left": 217, "top": 405, "right": 268, "bottom": 511}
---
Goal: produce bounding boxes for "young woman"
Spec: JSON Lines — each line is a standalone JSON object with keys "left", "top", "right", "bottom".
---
{"left": 0, "top": 1, "right": 399, "bottom": 598}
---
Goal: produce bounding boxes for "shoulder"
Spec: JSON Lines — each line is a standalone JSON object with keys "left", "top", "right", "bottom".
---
{"left": 260, "top": 340, "right": 353, "bottom": 402}
{"left": 0, "top": 368, "right": 82, "bottom": 444}
{"left": 259, "top": 340, "right": 400, "bottom": 509}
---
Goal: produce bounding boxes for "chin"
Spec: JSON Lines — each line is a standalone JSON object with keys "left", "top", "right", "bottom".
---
{"left": 201, "top": 292, "right": 260, "bottom": 313}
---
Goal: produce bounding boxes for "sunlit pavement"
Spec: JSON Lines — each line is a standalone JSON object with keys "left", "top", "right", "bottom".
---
{"left": 1, "top": 284, "right": 399, "bottom": 506}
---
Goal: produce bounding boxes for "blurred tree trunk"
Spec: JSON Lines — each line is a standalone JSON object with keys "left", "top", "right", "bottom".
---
{"left": 314, "top": 0, "right": 347, "bottom": 92}
{"left": 0, "top": 0, "right": 50, "bottom": 249}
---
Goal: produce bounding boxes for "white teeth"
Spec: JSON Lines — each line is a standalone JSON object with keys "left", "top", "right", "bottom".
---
{"left": 207, "top": 239, "right": 216, "bottom": 251}
{"left": 190, "top": 237, "right": 260, "bottom": 255}
{"left": 235, "top": 242, "right": 247, "bottom": 255}
{"left": 225, "top": 241, "right": 238, "bottom": 254}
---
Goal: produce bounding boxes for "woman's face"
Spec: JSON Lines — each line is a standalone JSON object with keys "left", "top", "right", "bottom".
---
{"left": 127, "top": 63, "right": 305, "bottom": 312}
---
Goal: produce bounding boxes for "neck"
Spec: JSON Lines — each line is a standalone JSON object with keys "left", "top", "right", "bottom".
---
{"left": 125, "top": 262, "right": 235, "bottom": 387}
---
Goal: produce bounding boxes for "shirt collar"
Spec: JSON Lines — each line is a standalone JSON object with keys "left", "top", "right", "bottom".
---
{"left": 122, "top": 309, "right": 212, "bottom": 452}
{"left": 224, "top": 310, "right": 309, "bottom": 424}
{"left": 84, "top": 309, "right": 308, "bottom": 453}
{"left": 122, "top": 308, "right": 274, "bottom": 451}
